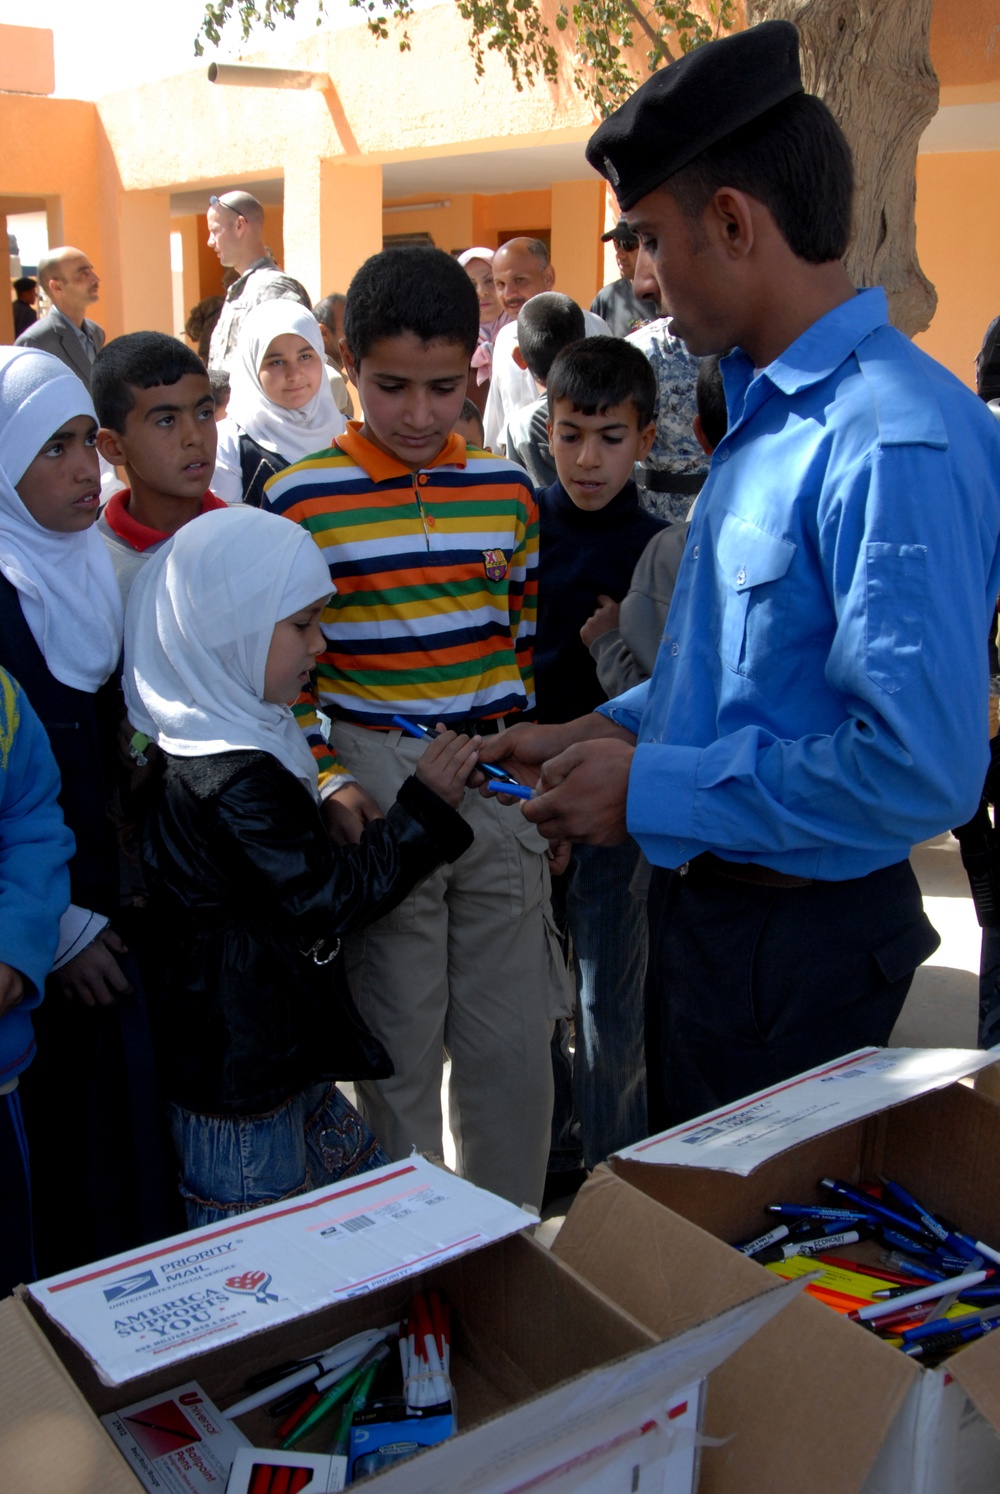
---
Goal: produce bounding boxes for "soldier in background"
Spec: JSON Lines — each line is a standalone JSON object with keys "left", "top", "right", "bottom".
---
{"left": 626, "top": 317, "right": 708, "bottom": 522}
{"left": 591, "top": 219, "right": 658, "bottom": 337}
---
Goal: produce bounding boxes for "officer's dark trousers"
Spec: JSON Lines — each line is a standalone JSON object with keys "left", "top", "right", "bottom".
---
{"left": 645, "top": 856, "right": 941, "bottom": 1133}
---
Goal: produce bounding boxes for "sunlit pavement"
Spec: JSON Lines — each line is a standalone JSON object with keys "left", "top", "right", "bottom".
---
{"left": 891, "top": 832, "right": 982, "bottom": 1049}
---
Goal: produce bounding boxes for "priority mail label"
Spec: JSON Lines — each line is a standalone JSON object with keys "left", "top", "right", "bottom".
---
{"left": 31, "top": 1157, "right": 533, "bottom": 1385}
{"left": 617, "top": 1048, "right": 1000, "bottom": 1175}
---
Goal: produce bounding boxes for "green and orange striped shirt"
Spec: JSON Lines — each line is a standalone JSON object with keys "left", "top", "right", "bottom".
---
{"left": 264, "top": 423, "right": 537, "bottom": 786}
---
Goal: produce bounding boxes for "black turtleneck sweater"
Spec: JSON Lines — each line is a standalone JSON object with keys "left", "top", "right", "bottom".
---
{"left": 534, "top": 478, "right": 666, "bottom": 724}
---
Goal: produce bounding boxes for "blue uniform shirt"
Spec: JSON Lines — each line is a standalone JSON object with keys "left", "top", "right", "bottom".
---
{"left": 599, "top": 289, "right": 1000, "bottom": 880}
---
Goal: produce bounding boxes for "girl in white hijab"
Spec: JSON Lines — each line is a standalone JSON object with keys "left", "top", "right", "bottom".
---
{"left": 0, "top": 346, "right": 178, "bottom": 1273}
{"left": 212, "top": 300, "right": 347, "bottom": 507}
{"left": 0, "top": 346, "right": 122, "bottom": 692}
{"left": 124, "top": 506, "right": 479, "bottom": 1226}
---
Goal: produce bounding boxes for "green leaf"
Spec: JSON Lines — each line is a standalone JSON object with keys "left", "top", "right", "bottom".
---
{"left": 193, "top": 0, "right": 737, "bottom": 117}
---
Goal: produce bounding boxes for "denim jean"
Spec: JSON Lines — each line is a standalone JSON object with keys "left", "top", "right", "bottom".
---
{"left": 550, "top": 838, "right": 649, "bottom": 1173}
{"left": 168, "top": 1083, "right": 390, "bottom": 1230}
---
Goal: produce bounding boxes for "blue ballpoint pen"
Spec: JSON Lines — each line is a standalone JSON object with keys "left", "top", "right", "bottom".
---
{"left": 486, "top": 780, "right": 535, "bottom": 800}
{"left": 390, "top": 713, "right": 523, "bottom": 786}
{"left": 878, "top": 1176, "right": 984, "bottom": 1264}
{"left": 820, "top": 1179, "right": 940, "bottom": 1246}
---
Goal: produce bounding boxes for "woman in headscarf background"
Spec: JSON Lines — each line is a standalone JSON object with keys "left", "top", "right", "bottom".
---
{"left": 0, "top": 346, "right": 179, "bottom": 1275}
{"left": 125, "top": 506, "right": 479, "bottom": 1226}
{"left": 212, "top": 300, "right": 347, "bottom": 507}
{"left": 457, "top": 247, "right": 509, "bottom": 419}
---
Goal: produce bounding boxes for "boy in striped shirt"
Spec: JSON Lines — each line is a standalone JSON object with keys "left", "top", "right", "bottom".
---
{"left": 265, "top": 247, "right": 566, "bottom": 1211}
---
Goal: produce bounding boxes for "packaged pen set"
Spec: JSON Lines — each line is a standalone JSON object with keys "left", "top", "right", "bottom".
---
{"left": 731, "top": 1174, "right": 1000, "bottom": 1366}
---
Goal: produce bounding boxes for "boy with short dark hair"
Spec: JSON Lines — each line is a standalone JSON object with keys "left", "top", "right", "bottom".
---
{"left": 93, "top": 333, "right": 224, "bottom": 603}
{"left": 533, "top": 335, "right": 665, "bottom": 1174}
{"left": 264, "top": 245, "right": 567, "bottom": 1211}
{"left": 503, "top": 292, "right": 585, "bottom": 489}
{"left": 583, "top": 353, "right": 727, "bottom": 694}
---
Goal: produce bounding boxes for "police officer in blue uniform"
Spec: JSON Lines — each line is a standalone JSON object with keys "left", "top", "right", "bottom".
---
{"left": 479, "top": 21, "right": 1000, "bottom": 1130}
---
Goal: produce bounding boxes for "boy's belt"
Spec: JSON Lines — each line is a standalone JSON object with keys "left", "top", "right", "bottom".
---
{"left": 638, "top": 469, "right": 706, "bottom": 495}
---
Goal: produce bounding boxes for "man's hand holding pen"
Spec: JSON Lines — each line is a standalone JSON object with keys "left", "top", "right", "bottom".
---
{"left": 475, "top": 715, "right": 636, "bottom": 846}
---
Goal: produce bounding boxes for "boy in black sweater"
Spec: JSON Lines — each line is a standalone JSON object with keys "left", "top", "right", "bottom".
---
{"left": 534, "top": 337, "right": 665, "bottom": 1182}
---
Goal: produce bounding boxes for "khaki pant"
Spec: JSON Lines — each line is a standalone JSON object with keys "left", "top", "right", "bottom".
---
{"left": 333, "top": 720, "right": 569, "bottom": 1212}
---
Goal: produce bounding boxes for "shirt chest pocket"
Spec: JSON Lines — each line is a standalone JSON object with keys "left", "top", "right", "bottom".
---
{"left": 714, "top": 512, "right": 797, "bottom": 678}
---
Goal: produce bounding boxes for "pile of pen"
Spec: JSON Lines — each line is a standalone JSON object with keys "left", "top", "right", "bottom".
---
{"left": 221, "top": 1292, "right": 454, "bottom": 1456}
{"left": 732, "top": 1175, "right": 1000, "bottom": 1365}
{"left": 399, "top": 1290, "right": 452, "bottom": 1411}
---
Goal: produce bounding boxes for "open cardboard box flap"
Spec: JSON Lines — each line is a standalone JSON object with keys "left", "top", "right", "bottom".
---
{"left": 554, "top": 1168, "right": 919, "bottom": 1494}
{"left": 615, "top": 1047, "right": 999, "bottom": 1177}
{"left": 0, "top": 1296, "right": 139, "bottom": 1493}
{"left": 559, "top": 1073, "right": 1000, "bottom": 1494}
{"left": 361, "top": 1234, "right": 806, "bottom": 1494}
{"left": 972, "top": 1056, "right": 1000, "bottom": 1105}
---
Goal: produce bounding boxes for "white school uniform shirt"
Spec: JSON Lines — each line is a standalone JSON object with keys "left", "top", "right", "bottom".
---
{"left": 483, "top": 309, "right": 611, "bottom": 452}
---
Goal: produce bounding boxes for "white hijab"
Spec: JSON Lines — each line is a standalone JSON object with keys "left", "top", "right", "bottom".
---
{"left": 229, "top": 300, "right": 346, "bottom": 465}
{"left": 0, "top": 347, "right": 123, "bottom": 692}
{"left": 124, "top": 506, "right": 333, "bottom": 797}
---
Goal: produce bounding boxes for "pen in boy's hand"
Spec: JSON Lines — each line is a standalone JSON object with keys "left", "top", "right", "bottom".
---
{"left": 391, "top": 714, "right": 522, "bottom": 786}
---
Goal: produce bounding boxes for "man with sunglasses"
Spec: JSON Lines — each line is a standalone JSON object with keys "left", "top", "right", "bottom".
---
{"left": 205, "top": 190, "right": 311, "bottom": 373}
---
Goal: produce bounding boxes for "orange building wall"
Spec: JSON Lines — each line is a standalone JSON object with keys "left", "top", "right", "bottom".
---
{"left": 930, "top": 0, "right": 1000, "bottom": 89}
{"left": 0, "top": 25, "right": 54, "bottom": 96}
{"left": 2, "top": 94, "right": 113, "bottom": 341}
{"left": 913, "top": 152, "right": 1000, "bottom": 387}
{"left": 382, "top": 194, "right": 483, "bottom": 255}
{"left": 380, "top": 189, "right": 555, "bottom": 259}
{"left": 550, "top": 179, "right": 604, "bottom": 310}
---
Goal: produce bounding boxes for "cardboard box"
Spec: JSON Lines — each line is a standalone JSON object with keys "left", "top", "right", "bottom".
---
{"left": 0, "top": 1156, "right": 800, "bottom": 1494}
{"left": 553, "top": 1048, "right": 1000, "bottom": 1494}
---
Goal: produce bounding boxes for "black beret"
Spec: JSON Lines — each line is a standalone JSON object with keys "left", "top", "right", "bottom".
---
{"left": 600, "top": 217, "right": 640, "bottom": 245}
{"left": 586, "top": 20, "right": 803, "bottom": 211}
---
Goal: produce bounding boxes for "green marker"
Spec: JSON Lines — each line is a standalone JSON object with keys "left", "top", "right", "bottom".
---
{"left": 327, "top": 1354, "right": 384, "bottom": 1456}
{"left": 281, "top": 1341, "right": 389, "bottom": 1449}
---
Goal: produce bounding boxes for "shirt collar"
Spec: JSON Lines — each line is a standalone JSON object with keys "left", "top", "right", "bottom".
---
{"left": 103, "top": 489, "right": 227, "bottom": 551}
{"left": 226, "top": 257, "right": 278, "bottom": 300}
{"left": 724, "top": 287, "right": 889, "bottom": 408}
{"left": 335, "top": 420, "right": 468, "bottom": 482}
{"left": 49, "top": 306, "right": 92, "bottom": 343}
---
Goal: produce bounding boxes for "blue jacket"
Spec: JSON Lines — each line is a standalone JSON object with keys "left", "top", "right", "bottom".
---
{"left": 601, "top": 289, "right": 1000, "bottom": 879}
{"left": 0, "top": 670, "right": 74, "bottom": 1085}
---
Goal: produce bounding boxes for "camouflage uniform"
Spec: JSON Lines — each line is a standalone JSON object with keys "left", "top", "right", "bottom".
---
{"left": 207, "top": 257, "right": 311, "bottom": 373}
{"left": 627, "top": 318, "right": 708, "bottom": 523}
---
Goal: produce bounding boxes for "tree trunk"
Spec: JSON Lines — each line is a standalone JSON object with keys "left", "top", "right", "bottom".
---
{"left": 747, "top": 0, "right": 938, "bottom": 336}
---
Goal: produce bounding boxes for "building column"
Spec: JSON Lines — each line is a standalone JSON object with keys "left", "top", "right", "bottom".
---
{"left": 550, "top": 179, "right": 605, "bottom": 311}
{"left": 174, "top": 216, "right": 203, "bottom": 340}
{"left": 602, "top": 181, "right": 620, "bottom": 289}
{"left": 283, "top": 158, "right": 383, "bottom": 304}
{"left": 114, "top": 190, "right": 173, "bottom": 336}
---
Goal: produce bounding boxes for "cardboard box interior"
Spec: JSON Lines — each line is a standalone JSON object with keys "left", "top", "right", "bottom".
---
{"left": 556, "top": 1079, "right": 1000, "bottom": 1494}
{"left": 5, "top": 1231, "right": 660, "bottom": 1491}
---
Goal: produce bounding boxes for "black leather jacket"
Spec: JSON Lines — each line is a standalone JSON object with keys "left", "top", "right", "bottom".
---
{"left": 143, "top": 749, "right": 473, "bottom": 1116}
